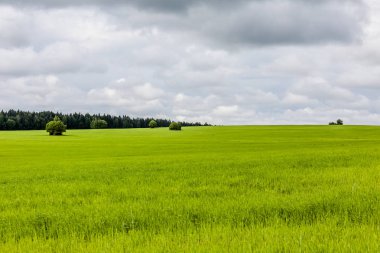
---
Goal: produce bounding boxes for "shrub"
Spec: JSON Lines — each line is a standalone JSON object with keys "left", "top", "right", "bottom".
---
{"left": 46, "top": 116, "right": 66, "bottom": 135}
{"left": 148, "top": 120, "right": 158, "bottom": 128}
{"left": 329, "top": 119, "right": 343, "bottom": 125}
{"left": 90, "top": 119, "right": 108, "bottom": 129}
{"left": 169, "top": 122, "right": 181, "bottom": 131}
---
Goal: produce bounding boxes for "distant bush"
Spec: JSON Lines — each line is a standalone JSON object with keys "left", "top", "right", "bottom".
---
{"left": 329, "top": 119, "right": 343, "bottom": 125}
{"left": 148, "top": 120, "right": 158, "bottom": 128}
{"left": 169, "top": 122, "right": 181, "bottom": 131}
{"left": 90, "top": 119, "right": 108, "bottom": 129}
{"left": 46, "top": 116, "right": 66, "bottom": 135}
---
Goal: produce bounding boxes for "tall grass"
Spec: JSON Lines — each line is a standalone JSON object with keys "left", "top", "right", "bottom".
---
{"left": 1, "top": 126, "right": 380, "bottom": 252}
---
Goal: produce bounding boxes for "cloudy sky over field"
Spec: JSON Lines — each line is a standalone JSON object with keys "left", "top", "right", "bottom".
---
{"left": 0, "top": 0, "right": 379, "bottom": 124}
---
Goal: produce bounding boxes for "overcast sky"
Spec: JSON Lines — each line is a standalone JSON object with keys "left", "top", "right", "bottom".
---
{"left": 0, "top": 0, "right": 379, "bottom": 124}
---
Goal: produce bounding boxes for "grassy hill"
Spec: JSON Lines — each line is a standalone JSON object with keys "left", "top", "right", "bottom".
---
{"left": 1, "top": 126, "right": 380, "bottom": 252}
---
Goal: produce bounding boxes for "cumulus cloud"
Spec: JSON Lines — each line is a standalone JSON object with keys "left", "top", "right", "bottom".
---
{"left": 0, "top": 6, "right": 32, "bottom": 48}
{"left": 191, "top": 1, "right": 366, "bottom": 47}
{"left": 0, "top": 43, "right": 107, "bottom": 76}
{"left": 133, "top": 82, "right": 164, "bottom": 100}
{"left": 213, "top": 105, "right": 239, "bottom": 116}
{"left": 282, "top": 92, "right": 317, "bottom": 107}
{"left": 0, "top": 0, "right": 367, "bottom": 48}
{"left": 0, "top": 0, "right": 379, "bottom": 124}
{"left": 87, "top": 81, "right": 166, "bottom": 115}
{"left": 0, "top": 75, "right": 83, "bottom": 111}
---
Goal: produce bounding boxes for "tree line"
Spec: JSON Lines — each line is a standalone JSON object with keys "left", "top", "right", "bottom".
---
{"left": 0, "top": 110, "right": 209, "bottom": 130}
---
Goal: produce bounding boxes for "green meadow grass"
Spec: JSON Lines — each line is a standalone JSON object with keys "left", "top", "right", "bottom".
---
{"left": 1, "top": 126, "right": 380, "bottom": 252}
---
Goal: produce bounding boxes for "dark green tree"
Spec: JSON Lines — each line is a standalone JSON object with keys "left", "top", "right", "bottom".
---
{"left": 90, "top": 119, "right": 108, "bottom": 129}
{"left": 169, "top": 122, "right": 181, "bottom": 131}
{"left": 0, "top": 112, "right": 5, "bottom": 129}
{"left": 46, "top": 116, "right": 67, "bottom": 135}
{"left": 148, "top": 120, "right": 158, "bottom": 128}
{"left": 329, "top": 119, "right": 343, "bottom": 125}
{"left": 6, "top": 119, "right": 16, "bottom": 130}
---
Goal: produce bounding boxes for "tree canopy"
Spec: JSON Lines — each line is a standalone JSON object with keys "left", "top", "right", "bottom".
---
{"left": 148, "top": 120, "right": 158, "bottom": 128}
{"left": 169, "top": 122, "right": 182, "bottom": 131}
{"left": 90, "top": 119, "right": 108, "bottom": 129}
{"left": 46, "top": 116, "right": 67, "bottom": 135}
{"left": 5, "top": 119, "right": 16, "bottom": 130}
{"left": 329, "top": 119, "right": 344, "bottom": 125}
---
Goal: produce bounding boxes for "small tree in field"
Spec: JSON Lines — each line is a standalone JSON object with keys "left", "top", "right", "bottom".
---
{"left": 46, "top": 116, "right": 66, "bottom": 135}
{"left": 148, "top": 120, "right": 158, "bottom": 128}
{"left": 90, "top": 119, "right": 108, "bottom": 129}
{"left": 329, "top": 119, "right": 343, "bottom": 125}
{"left": 169, "top": 122, "right": 181, "bottom": 131}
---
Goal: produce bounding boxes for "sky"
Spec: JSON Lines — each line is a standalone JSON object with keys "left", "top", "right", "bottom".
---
{"left": 0, "top": 0, "right": 379, "bottom": 125}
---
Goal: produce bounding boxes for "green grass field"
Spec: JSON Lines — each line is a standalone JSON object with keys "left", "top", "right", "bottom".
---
{"left": 1, "top": 126, "right": 380, "bottom": 252}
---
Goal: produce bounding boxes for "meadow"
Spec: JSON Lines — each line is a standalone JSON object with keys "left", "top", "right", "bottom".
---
{"left": 0, "top": 126, "right": 380, "bottom": 252}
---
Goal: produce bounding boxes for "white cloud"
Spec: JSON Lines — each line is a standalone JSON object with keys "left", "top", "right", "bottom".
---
{"left": 0, "top": 0, "right": 379, "bottom": 125}
{"left": 133, "top": 82, "right": 164, "bottom": 100}
{"left": 213, "top": 105, "right": 239, "bottom": 116}
{"left": 282, "top": 93, "right": 317, "bottom": 106}
{"left": 116, "top": 78, "right": 126, "bottom": 83}
{"left": 0, "top": 75, "right": 83, "bottom": 111}
{"left": 86, "top": 81, "right": 166, "bottom": 115}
